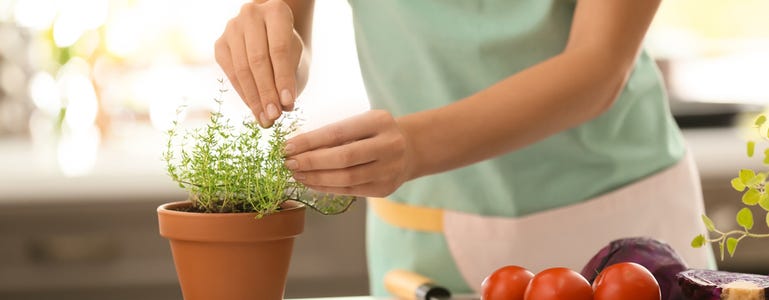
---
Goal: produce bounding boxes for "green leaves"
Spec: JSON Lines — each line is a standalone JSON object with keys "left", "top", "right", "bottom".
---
{"left": 730, "top": 169, "right": 767, "bottom": 197}
{"left": 695, "top": 113, "right": 769, "bottom": 260}
{"left": 743, "top": 189, "right": 761, "bottom": 205}
{"left": 737, "top": 207, "right": 754, "bottom": 230}
{"left": 765, "top": 149, "right": 769, "bottom": 165}
{"left": 726, "top": 237, "right": 739, "bottom": 257}
{"left": 702, "top": 214, "right": 716, "bottom": 232}
{"left": 740, "top": 169, "right": 756, "bottom": 185}
{"left": 691, "top": 234, "right": 705, "bottom": 248}
{"left": 731, "top": 178, "right": 746, "bottom": 192}
{"left": 739, "top": 169, "right": 769, "bottom": 210}
{"left": 760, "top": 193, "right": 769, "bottom": 211}
{"left": 163, "top": 83, "right": 307, "bottom": 215}
{"left": 757, "top": 115, "right": 767, "bottom": 127}
{"left": 747, "top": 172, "right": 767, "bottom": 186}
{"left": 755, "top": 114, "right": 769, "bottom": 161}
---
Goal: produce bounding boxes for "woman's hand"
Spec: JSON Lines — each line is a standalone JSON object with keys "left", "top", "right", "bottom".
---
{"left": 215, "top": 0, "right": 304, "bottom": 128}
{"left": 284, "top": 110, "right": 415, "bottom": 197}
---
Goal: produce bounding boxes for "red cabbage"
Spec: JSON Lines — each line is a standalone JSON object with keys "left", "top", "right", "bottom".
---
{"left": 580, "top": 237, "right": 688, "bottom": 300}
{"left": 677, "top": 269, "right": 769, "bottom": 300}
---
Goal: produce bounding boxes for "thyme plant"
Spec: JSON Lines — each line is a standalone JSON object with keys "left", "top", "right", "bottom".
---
{"left": 163, "top": 80, "right": 355, "bottom": 216}
{"left": 692, "top": 113, "right": 769, "bottom": 259}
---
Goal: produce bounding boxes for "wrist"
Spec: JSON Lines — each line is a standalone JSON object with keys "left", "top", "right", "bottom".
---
{"left": 395, "top": 115, "right": 427, "bottom": 182}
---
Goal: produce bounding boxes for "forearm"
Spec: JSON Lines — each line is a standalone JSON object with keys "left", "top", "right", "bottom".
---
{"left": 398, "top": 47, "right": 635, "bottom": 180}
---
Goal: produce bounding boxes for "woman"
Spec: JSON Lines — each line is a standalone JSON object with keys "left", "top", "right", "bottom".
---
{"left": 215, "top": 0, "right": 715, "bottom": 295}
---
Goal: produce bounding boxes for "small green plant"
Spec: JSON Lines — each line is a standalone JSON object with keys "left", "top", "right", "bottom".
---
{"left": 692, "top": 113, "right": 769, "bottom": 259}
{"left": 163, "top": 80, "right": 354, "bottom": 216}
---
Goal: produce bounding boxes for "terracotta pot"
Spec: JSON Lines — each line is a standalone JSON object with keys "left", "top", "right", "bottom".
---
{"left": 157, "top": 200, "right": 306, "bottom": 300}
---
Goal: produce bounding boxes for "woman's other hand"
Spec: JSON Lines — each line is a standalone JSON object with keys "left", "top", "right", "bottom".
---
{"left": 284, "top": 110, "right": 415, "bottom": 197}
{"left": 215, "top": 0, "right": 305, "bottom": 128}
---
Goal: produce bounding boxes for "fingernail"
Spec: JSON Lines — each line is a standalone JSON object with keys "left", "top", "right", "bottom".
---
{"left": 259, "top": 112, "right": 269, "bottom": 127}
{"left": 293, "top": 172, "right": 305, "bottom": 180}
{"left": 267, "top": 103, "right": 279, "bottom": 120}
{"left": 280, "top": 89, "right": 293, "bottom": 107}
{"left": 285, "top": 159, "right": 298, "bottom": 170}
{"left": 284, "top": 143, "right": 295, "bottom": 156}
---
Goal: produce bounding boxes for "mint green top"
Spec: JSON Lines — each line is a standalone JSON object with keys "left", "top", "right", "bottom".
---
{"left": 347, "top": 0, "right": 685, "bottom": 295}
{"left": 349, "top": 0, "right": 683, "bottom": 216}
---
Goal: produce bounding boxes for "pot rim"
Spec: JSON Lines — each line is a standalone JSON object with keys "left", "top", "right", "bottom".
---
{"left": 157, "top": 200, "right": 305, "bottom": 216}
{"left": 157, "top": 200, "right": 306, "bottom": 242}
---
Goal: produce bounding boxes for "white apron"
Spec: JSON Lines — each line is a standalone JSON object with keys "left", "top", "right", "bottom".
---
{"left": 370, "top": 152, "right": 715, "bottom": 293}
{"left": 442, "top": 151, "right": 715, "bottom": 292}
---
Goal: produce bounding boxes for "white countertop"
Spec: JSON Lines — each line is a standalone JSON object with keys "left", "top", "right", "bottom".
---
{"left": 290, "top": 297, "right": 476, "bottom": 300}
{"left": 290, "top": 296, "right": 480, "bottom": 300}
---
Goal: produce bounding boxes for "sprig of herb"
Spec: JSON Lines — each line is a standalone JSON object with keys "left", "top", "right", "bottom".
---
{"left": 692, "top": 113, "right": 769, "bottom": 259}
{"left": 163, "top": 79, "right": 355, "bottom": 216}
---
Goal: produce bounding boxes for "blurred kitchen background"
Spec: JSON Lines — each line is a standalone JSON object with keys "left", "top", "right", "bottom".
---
{"left": 0, "top": 0, "right": 767, "bottom": 299}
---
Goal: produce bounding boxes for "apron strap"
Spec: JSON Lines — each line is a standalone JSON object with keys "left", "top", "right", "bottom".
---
{"left": 369, "top": 197, "right": 444, "bottom": 233}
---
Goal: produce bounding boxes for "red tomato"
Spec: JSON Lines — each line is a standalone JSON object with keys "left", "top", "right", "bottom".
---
{"left": 592, "top": 262, "right": 660, "bottom": 300}
{"left": 523, "top": 267, "right": 593, "bottom": 300}
{"left": 481, "top": 265, "right": 535, "bottom": 300}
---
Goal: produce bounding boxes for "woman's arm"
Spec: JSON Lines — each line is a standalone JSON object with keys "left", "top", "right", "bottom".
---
{"left": 401, "top": 0, "right": 662, "bottom": 179}
{"left": 284, "top": 0, "right": 663, "bottom": 196}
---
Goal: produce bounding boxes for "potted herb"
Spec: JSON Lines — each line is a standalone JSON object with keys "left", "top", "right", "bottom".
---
{"left": 157, "top": 81, "right": 354, "bottom": 300}
{"left": 692, "top": 113, "right": 769, "bottom": 259}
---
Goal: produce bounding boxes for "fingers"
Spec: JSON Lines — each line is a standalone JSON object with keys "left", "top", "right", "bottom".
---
{"left": 244, "top": 16, "right": 280, "bottom": 128}
{"left": 284, "top": 110, "right": 409, "bottom": 198}
{"left": 294, "top": 163, "right": 377, "bottom": 187}
{"left": 226, "top": 19, "right": 265, "bottom": 125}
{"left": 286, "top": 138, "right": 401, "bottom": 190}
{"left": 214, "top": 1, "right": 302, "bottom": 128}
{"left": 264, "top": 5, "right": 300, "bottom": 112}
{"left": 285, "top": 138, "right": 386, "bottom": 172}
{"left": 285, "top": 110, "right": 391, "bottom": 155}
